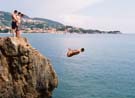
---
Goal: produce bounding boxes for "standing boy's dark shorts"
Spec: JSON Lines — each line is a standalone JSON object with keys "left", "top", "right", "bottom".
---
{"left": 11, "top": 21, "right": 17, "bottom": 29}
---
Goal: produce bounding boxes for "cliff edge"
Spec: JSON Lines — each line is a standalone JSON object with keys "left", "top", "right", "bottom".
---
{"left": 0, "top": 37, "right": 58, "bottom": 98}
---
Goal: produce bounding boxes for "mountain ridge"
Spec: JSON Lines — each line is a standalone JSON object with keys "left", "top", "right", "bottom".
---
{"left": 0, "top": 11, "right": 121, "bottom": 34}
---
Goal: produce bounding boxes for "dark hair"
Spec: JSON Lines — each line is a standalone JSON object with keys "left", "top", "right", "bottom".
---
{"left": 14, "top": 10, "right": 17, "bottom": 13}
{"left": 21, "top": 13, "right": 24, "bottom": 17}
{"left": 18, "top": 12, "right": 21, "bottom": 15}
{"left": 81, "top": 48, "right": 84, "bottom": 52}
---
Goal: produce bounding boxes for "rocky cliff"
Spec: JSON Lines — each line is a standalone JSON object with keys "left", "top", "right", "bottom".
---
{"left": 0, "top": 37, "right": 58, "bottom": 98}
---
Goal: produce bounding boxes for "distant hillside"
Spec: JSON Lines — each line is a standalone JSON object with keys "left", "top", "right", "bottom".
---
{"left": 0, "top": 11, "right": 11, "bottom": 26}
{"left": 0, "top": 11, "right": 121, "bottom": 34}
{"left": 33, "top": 18, "right": 63, "bottom": 28}
{"left": 0, "top": 11, "right": 64, "bottom": 28}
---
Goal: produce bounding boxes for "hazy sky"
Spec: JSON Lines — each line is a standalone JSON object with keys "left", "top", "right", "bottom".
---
{"left": 0, "top": 0, "right": 135, "bottom": 33}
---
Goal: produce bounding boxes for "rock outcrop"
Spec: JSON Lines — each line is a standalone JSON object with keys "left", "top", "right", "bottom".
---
{"left": 0, "top": 37, "right": 58, "bottom": 98}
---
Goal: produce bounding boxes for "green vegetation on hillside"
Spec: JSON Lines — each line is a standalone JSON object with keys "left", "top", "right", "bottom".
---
{"left": 0, "top": 11, "right": 121, "bottom": 34}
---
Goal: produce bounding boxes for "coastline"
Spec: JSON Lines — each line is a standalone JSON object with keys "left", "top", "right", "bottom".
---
{"left": 0, "top": 31, "right": 122, "bottom": 34}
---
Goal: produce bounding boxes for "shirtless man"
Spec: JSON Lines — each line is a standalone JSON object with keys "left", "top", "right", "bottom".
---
{"left": 11, "top": 10, "right": 18, "bottom": 37}
{"left": 16, "top": 12, "right": 24, "bottom": 37}
{"left": 67, "top": 48, "right": 85, "bottom": 57}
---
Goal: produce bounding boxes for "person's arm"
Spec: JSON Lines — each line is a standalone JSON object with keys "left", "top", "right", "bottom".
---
{"left": 12, "top": 14, "right": 18, "bottom": 22}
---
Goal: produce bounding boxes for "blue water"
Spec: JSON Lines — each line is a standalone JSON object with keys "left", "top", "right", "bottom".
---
{"left": 1, "top": 33, "right": 135, "bottom": 98}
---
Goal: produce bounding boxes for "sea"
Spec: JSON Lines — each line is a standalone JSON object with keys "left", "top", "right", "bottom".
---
{"left": 1, "top": 33, "right": 135, "bottom": 98}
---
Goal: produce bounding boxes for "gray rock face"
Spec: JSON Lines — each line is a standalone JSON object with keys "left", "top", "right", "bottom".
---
{"left": 0, "top": 37, "right": 58, "bottom": 98}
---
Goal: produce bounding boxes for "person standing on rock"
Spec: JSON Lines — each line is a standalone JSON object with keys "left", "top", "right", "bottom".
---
{"left": 16, "top": 12, "right": 24, "bottom": 37}
{"left": 11, "top": 10, "right": 18, "bottom": 37}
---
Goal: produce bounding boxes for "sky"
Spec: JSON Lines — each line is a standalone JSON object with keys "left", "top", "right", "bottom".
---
{"left": 0, "top": 0, "right": 135, "bottom": 33}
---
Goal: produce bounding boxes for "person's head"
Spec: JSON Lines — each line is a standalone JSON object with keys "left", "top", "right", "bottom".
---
{"left": 18, "top": 12, "right": 21, "bottom": 16}
{"left": 81, "top": 48, "right": 85, "bottom": 52}
{"left": 14, "top": 10, "right": 17, "bottom": 14}
{"left": 21, "top": 13, "right": 24, "bottom": 17}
